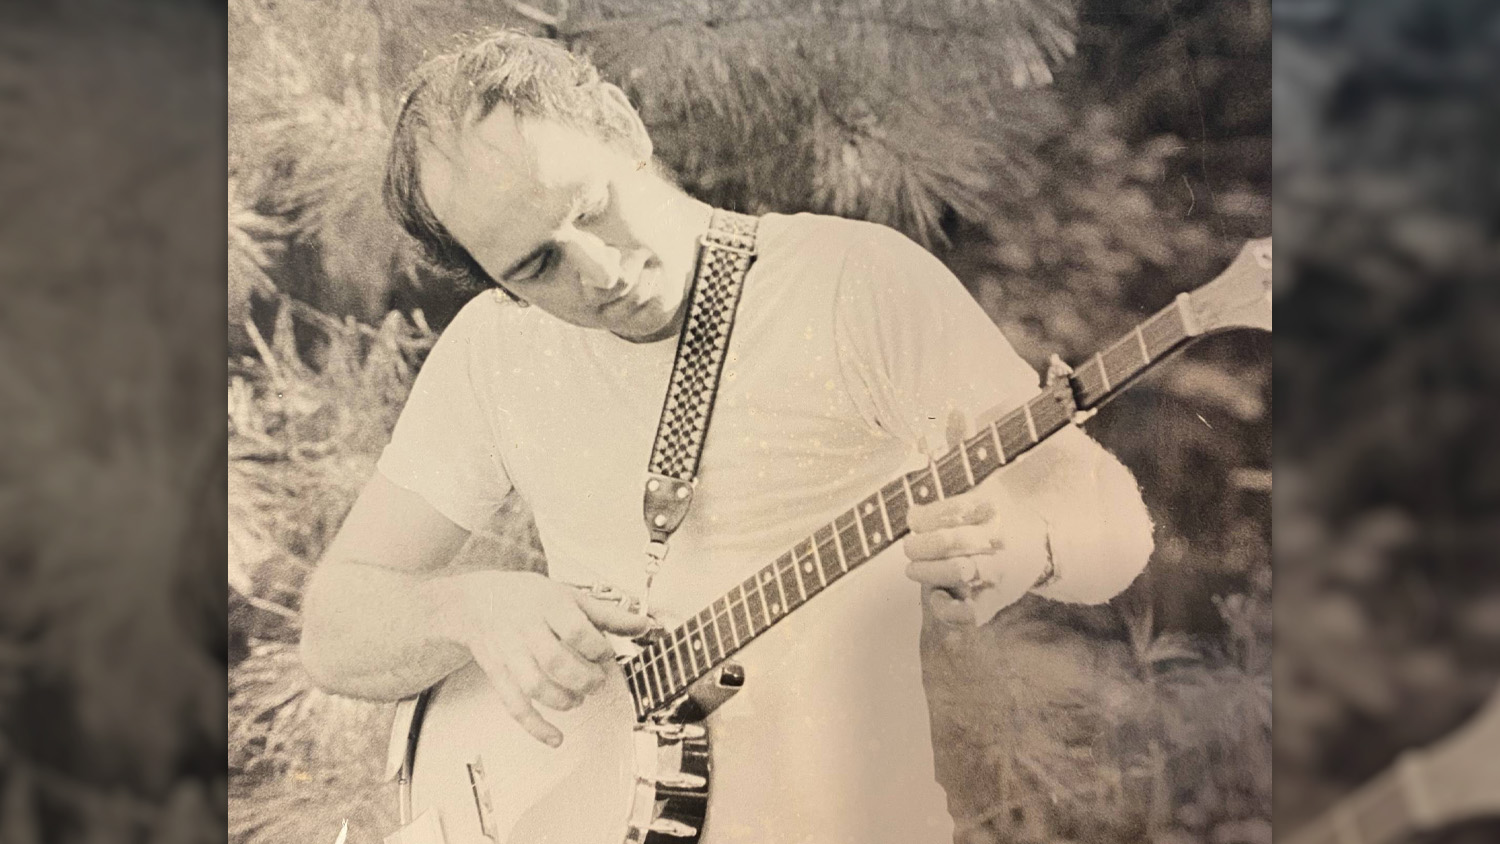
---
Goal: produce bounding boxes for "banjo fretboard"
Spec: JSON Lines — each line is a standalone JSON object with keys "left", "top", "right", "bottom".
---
{"left": 623, "top": 295, "right": 1202, "bottom": 719}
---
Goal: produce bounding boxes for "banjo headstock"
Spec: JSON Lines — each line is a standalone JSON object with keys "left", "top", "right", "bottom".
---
{"left": 1406, "top": 687, "right": 1500, "bottom": 827}
{"left": 1188, "top": 238, "right": 1272, "bottom": 334}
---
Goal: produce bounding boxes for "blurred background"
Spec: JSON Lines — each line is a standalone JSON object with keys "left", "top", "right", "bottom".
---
{"left": 1273, "top": 2, "right": 1500, "bottom": 843}
{"left": 226, "top": 2, "right": 1269, "bottom": 844}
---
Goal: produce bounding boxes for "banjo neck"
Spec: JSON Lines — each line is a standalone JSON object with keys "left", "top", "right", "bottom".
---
{"left": 622, "top": 239, "right": 1273, "bottom": 720}
{"left": 1282, "top": 763, "right": 1424, "bottom": 844}
{"left": 1283, "top": 688, "right": 1500, "bottom": 844}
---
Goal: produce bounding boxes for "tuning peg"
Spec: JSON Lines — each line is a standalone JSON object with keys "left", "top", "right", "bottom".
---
{"left": 1044, "top": 354, "right": 1074, "bottom": 386}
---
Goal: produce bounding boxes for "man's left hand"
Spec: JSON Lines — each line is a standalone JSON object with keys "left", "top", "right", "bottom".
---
{"left": 902, "top": 417, "right": 1053, "bottom": 626}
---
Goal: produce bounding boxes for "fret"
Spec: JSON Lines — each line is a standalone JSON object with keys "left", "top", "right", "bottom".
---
{"left": 1023, "top": 401, "right": 1039, "bottom": 442}
{"left": 857, "top": 495, "right": 888, "bottom": 552}
{"left": 830, "top": 522, "right": 851, "bottom": 573}
{"left": 851, "top": 509, "right": 871, "bottom": 559}
{"left": 713, "top": 597, "right": 740, "bottom": 651}
{"left": 1141, "top": 310, "right": 1183, "bottom": 360}
{"left": 870, "top": 493, "right": 893, "bottom": 547}
{"left": 1074, "top": 361, "right": 1105, "bottom": 405}
{"left": 662, "top": 640, "right": 684, "bottom": 693}
{"left": 935, "top": 451, "right": 968, "bottom": 498}
{"left": 759, "top": 566, "right": 786, "bottom": 618}
{"left": 834, "top": 512, "right": 867, "bottom": 566}
{"left": 727, "top": 588, "right": 751, "bottom": 644}
{"left": 643, "top": 652, "right": 663, "bottom": 704}
{"left": 1134, "top": 324, "right": 1150, "bottom": 363}
{"left": 743, "top": 576, "right": 769, "bottom": 633}
{"left": 695, "top": 610, "right": 723, "bottom": 664}
{"left": 793, "top": 539, "right": 826, "bottom": 596}
{"left": 990, "top": 420, "right": 1006, "bottom": 464}
{"left": 882, "top": 479, "right": 910, "bottom": 536}
{"left": 996, "top": 412, "right": 1030, "bottom": 460}
{"left": 673, "top": 627, "right": 698, "bottom": 680}
{"left": 1094, "top": 351, "right": 1111, "bottom": 391}
{"left": 1102, "top": 339, "right": 1145, "bottom": 392}
{"left": 814, "top": 525, "right": 843, "bottom": 583}
{"left": 958, "top": 436, "right": 976, "bottom": 485}
{"left": 775, "top": 553, "right": 806, "bottom": 609}
{"left": 1175, "top": 293, "right": 1201, "bottom": 336}
{"left": 624, "top": 661, "right": 645, "bottom": 712}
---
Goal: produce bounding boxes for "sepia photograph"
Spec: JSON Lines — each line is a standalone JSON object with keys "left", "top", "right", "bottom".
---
{"left": 8, "top": 1, "right": 1500, "bottom": 844}
{"left": 227, "top": 2, "right": 1270, "bottom": 843}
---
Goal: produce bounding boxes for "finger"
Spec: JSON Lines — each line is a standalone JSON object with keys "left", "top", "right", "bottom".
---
{"left": 578, "top": 594, "right": 653, "bottom": 637}
{"left": 904, "top": 526, "right": 1000, "bottom": 561}
{"left": 904, "top": 558, "right": 973, "bottom": 597}
{"left": 545, "top": 602, "right": 615, "bottom": 664}
{"left": 524, "top": 623, "right": 605, "bottom": 695}
{"left": 472, "top": 646, "right": 564, "bottom": 747}
{"left": 906, "top": 496, "right": 997, "bottom": 533}
{"left": 501, "top": 637, "right": 583, "bottom": 712}
{"left": 927, "top": 588, "right": 978, "bottom": 626}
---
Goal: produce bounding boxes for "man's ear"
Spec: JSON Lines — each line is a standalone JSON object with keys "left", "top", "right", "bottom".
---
{"left": 601, "top": 82, "right": 653, "bottom": 164}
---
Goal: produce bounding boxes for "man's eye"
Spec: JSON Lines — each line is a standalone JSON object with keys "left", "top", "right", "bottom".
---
{"left": 517, "top": 248, "right": 555, "bottom": 282}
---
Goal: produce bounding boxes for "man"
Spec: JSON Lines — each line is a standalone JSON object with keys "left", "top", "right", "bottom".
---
{"left": 300, "top": 31, "right": 1154, "bottom": 844}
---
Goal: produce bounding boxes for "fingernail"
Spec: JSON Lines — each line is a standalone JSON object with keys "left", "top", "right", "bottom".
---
{"left": 547, "top": 735, "right": 562, "bottom": 748}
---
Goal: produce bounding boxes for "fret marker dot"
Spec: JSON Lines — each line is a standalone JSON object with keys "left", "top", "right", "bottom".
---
{"left": 870, "top": 532, "right": 882, "bottom": 544}
{"left": 647, "top": 479, "right": 660, "bottom": 492}
{"left": 770, "top": 604, "right": 780, "bottom": 614}
{"left": 653, "top": 514, "right": 667, "bottom": 527}
{"left": 863, "top": 503, "right": 875, "bottom": 515}
{"left": 977, "top": 447, "right": 988, "bottom": 460}
{"left": 676, "top": 486, "right": 689, "bottom": 499}
{"left": 692, "top": 639, "right": 702, "bottom": 649}
{"left": 802, "top": 562, "right": 814, "bottom": 573}
{"left": 917, "top": 485, "right": 929, "bottom": 498}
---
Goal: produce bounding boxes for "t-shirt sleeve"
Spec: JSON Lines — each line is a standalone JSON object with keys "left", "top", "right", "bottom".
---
{"left": 376, "top": 298, "right": 513, "bottom": 532}
{"left": 833, "top": 223, "right": 1039, "bottom": 451}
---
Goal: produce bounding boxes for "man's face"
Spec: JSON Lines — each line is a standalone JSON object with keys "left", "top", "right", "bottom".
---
{"left": 419, "top": 107, "right": 694, "bottom": 342}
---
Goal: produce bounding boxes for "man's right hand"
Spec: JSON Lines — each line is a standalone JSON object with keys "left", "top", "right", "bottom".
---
{"left": 445, "top": 571, "right": 651, "bottom": 748}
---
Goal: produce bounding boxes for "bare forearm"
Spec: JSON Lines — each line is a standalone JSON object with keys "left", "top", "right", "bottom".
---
{"left": 1002, "top": 425, "right": 1155, "bottom": 604}
{"left": 299, "top": 560, "right": 476, "bottom": 701}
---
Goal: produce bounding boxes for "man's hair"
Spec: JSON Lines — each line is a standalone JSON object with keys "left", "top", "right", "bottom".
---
{"left": 383, "top": 30, "right": 641, "bottom": 291}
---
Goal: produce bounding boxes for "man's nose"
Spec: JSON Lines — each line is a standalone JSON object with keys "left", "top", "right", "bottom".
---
{"left": 559, "top": 233, "right": 622, "bottom": 292}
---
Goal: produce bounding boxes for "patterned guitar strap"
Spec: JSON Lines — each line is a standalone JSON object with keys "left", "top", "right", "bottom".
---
{"left": 635, "top": 209, "right": 759, "bottom": 618}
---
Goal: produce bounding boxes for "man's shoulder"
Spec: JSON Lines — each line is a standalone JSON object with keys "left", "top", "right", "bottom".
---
{"left": 760, "top": 212, "right": 915, "bottom": 254}
{"left": 428, "top": 289, "right": 512, "bottom": 348}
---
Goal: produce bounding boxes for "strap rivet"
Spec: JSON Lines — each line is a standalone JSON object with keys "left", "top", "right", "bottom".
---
{"left": 647, "top": 479, "right": 661, "bottom": 492}
{"left": 675, "top": 486, "right": 690, "bottom": 499}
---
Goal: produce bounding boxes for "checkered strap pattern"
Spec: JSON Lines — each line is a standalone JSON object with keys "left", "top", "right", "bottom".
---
{"left": 642, "top": 209, "right": 759, "bottom": 541}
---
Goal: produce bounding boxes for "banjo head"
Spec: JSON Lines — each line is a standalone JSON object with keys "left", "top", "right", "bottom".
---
{"left": 405, "top": 660, "right": 713, "bottom": 844}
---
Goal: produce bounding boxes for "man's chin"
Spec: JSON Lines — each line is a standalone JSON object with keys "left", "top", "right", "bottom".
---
{"left": 608, "top": 297, "right": 688, "bottom": 343}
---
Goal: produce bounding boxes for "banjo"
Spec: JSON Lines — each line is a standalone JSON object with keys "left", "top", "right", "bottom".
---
{"left": 1281, "top": 686, "right": 1500, "bottom": 844}
{"left": 388, "top": 238, "right": 1273, "bottom": 844}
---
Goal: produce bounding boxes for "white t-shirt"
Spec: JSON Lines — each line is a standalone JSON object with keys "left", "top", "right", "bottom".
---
{"left": 379, "top": 212, "right": 1042, "bottom": 843}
